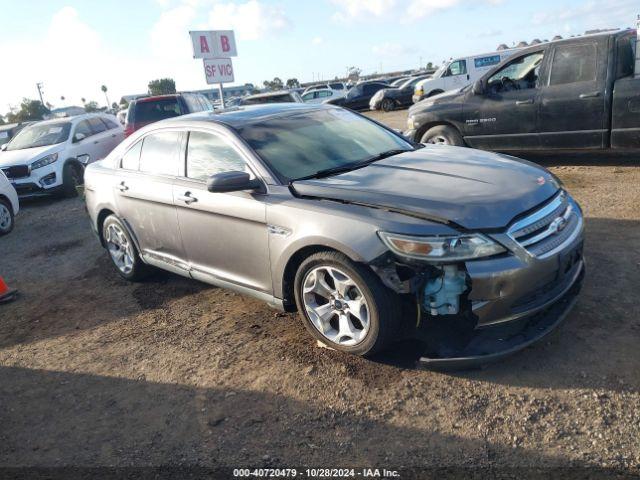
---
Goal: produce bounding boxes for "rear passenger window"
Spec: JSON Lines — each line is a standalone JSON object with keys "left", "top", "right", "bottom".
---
{"left": 186, "top": 131, "right": 249, "bottom": 181}
{"left": 121, "top": 140, "right": 142, "bottom": 170}
{"left": 102, "top": 117, "right": 119, "bottom": 129}
{"left": 550, "top": 44, "right": 597, "bottom": 86}
{"left": 88, "top": 117, "right": 107, "bottom": 134}
{"left": 616, "top": 35, "right": 635, "bottom": 78}
{"left": 74, "top": 120, "right": 93, "bottom": 139}
{"left": 139, "top": 131, "right": 182, "bottom": 176}
{"left": 134, "top": 99, "right": 181, "bottom": 123}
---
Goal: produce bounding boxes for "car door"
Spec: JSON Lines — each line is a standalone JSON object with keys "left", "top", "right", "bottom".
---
{"left": 172, "top": 129, "right": 271, "bottom": 293}
{"left": 100, "top": 116, "right": 125, "bottom": 154}
{"left": 114, "top": 130, "right": 187, "bottom": 271}
{"left": 442, "top": 59, "right": 469, "bottom": 90}
{"left": 463, "top": 49, "right": 547, "bottom": 150}
{"left": 537, "top": 39, "right": 607, "bottom": 149}
{"left": 67, "top": 119, "right": 99, "bottom": 162}
{"left": 86, "top": 117, "right": 114, "bottom": 161}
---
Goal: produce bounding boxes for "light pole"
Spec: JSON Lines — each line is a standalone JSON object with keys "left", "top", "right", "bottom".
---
{"left": 36, "top": 82, "right": 45, "bottom": 105}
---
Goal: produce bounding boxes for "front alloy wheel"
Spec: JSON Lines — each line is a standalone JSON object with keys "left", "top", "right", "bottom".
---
{"left": 294, "top": 251, "right": 402, "bottom": 356}
{"left": 0, "top": 200, "right": 14, "bottom": 235}
{"left": 302, "top": 266, "right": 370, "bottom": 346}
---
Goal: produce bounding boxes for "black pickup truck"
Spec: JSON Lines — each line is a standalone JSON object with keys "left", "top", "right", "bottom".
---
{"left": 405, "top": 30, "right": 640, "bottom": 151}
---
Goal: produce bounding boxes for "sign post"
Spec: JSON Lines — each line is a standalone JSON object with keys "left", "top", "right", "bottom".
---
{"left": 636, "top": 15, "right": 640, "bottom": 78}
{"left": 189, "top": 30, "right": 238, "bottom": 109}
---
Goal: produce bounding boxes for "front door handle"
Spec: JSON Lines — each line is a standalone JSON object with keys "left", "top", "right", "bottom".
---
{"left": 177, "top": 192, "right": 198, "bottom": 204}
{"left": 579, "top": 91, "right": 601, "bottom": 99}
{"left": 516, "top": 99, "right": 534, "bottom": 105}
{"left": 117, "top": 182, "right": 128, "bottom": 192}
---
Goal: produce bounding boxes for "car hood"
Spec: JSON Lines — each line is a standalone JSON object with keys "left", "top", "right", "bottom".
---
{"left": 0, "top": 144, "right": 62, "bottom": 167}
{"left": 290, "top": 146, "right": 559, "bottom": 230}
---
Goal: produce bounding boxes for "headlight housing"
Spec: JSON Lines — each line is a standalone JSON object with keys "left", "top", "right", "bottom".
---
{"left": 379, "top": 232, "right": 505, "bottom": 262}
{"left": 31, "top": 152, "right": 58, "bottom": 170}
{"left": 407, "top": 116, "right": 416, "bottom": 130}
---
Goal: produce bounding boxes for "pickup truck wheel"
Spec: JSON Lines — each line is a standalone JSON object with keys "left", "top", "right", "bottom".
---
{"left": 0, "top": 199, "right": 14, "bottom": 236}
{"left": 381, "top": 98, "right": 395, "bottom": 112}
{"left": 421, "top": 125, "right": 464, "bottom": 146}
{"left": 294, "top": 251, "right": 402, "bottom": 356}
{"left": 103, "top": 215, "right": 150, "bottom": 281}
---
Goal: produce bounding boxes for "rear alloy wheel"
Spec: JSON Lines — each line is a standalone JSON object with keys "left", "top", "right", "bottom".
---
{"left": 0, "top": 199, "right": 14, "bottom": 236}
{"left": 294, "top": 251, "right": 402, "bottom": 356}
{"left": 420, "top": 125, "right": 464, "bottom": 146}
{"left": 102, "top": 215, "right": 150, "bottom": 281}
{"left": 381, "top": 98, "right": 395, "bottom": 112}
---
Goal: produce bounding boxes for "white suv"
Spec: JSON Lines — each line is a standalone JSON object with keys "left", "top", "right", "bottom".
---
{"left": 0, "top": 169, "right": 19, "bottom": 235}
{"left": 0, "top": 113, "right": 124, "bottom": 197}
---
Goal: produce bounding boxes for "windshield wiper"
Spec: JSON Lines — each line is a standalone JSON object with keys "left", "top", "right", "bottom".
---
{"left": 290, "top": 149, "right": 413, "bottom": 183}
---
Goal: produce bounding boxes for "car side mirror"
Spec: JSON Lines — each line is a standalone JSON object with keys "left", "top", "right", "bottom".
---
{"left": 472, "top": 80, "right": 485, "bottom": 95}
{"left": 207, "top": 171, "right": 263, "bottom": 193}
{"left": 73, "top": 133, "right": 86, "bottom": 143}
{"left": 0, "top": 143, "right": 7, "bottom": 151}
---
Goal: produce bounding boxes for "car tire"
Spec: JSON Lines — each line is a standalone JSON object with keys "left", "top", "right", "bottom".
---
{"left": 426, "top": 89, "right": 444, "bottom": 98}
{"left": 0, "top": 198, "right": 14, "bottom": 236}
{"left": 381, "top": 98, "right": 395, "bottom": 112}
{"left": 61, "top": 163, "right": 82, "bottom": 198}
{"left": 102, "top": 215, "right": 150, "bottom": 281}
{"left": 420, "top": 125, "right": 465, "bottom": 146}
{"left": 294, "top": 251, "right": 402, "bottom": 356}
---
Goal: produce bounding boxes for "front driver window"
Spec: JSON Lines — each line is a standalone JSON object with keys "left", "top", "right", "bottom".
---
{"left": 446, "top": 60, "right": 467, "bottom": 76}
{"left": 186, "top": 131, "right": 251, "bottom": 181}
{"left": 487, "top": 51, "right": 544, "bottom": 93}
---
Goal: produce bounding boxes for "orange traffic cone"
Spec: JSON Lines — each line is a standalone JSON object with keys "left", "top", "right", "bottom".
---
{"left": 0, "top": 276, "right": 17, "bottom": 304}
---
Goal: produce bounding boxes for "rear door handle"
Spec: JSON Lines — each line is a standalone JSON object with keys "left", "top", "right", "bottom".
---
{"left": 516, "top": 99, "right": 534, "bottom": 105}
{"left": 117, "top": 182, "right": 128, "bottom": 192}
{"left": 579, "top": 91, "right": 601, "bottom": 99}
{"left": 177, "top": 192, "right": 198, "bottom": 204}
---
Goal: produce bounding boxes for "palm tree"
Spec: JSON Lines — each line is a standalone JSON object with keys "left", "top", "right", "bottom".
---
{"left": 81, "top": 97, "right": 86, "bottom": 104}
{"left": 101, "top": 85, "right": 110, "bottom": 108}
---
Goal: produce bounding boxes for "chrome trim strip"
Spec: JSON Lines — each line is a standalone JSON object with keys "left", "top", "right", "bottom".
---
{"left": 508, "top": 192, "right": 566, "bottom": 237}
{"left": 519, "top": 205, "right": 573, "bottom": 247}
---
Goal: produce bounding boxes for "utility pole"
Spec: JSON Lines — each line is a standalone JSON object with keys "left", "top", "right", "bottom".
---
{"left": 36, "top": 82, "right": 45, "bottom": 105}
{"left": 636, "top": 15, "right": 640, "bottom": 78}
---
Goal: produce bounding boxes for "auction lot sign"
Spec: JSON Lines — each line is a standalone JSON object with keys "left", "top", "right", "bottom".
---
{"left": 189, "top": 30, "right": 237, "bottom": 106}
{"left": 204, "top": 57, "right": 234, "bottom": 84}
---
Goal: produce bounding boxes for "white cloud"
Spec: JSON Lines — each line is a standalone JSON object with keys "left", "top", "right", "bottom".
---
{"left": 208, "top": 1, "right": 292, "bottom": 41}
{"left": 312, "top": 36, "right": 324, "bottom": 45}
{"left": 531, "top": 0, "right": 636, "bottom": 28}
{"left": 331, "top": 0, "right": 397, "bottom": 23}
{"left": 372, "top": 42, "right": 416, "bottom": 57}
{"left": 406, "top": 0, "right": 460, "bottom": 18}
{"left": 150, "top": 5, "right": 196, "bottom": 58}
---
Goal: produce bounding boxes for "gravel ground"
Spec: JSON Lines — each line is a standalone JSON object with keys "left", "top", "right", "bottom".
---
{"left": 0, "top": 109, "right": 639, "bottom": 476}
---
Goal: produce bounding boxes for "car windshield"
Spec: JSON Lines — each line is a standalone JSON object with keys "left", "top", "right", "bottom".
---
{"left": 238, "top": 108, "right": 413, "bottom": 182}
{"left": 433, "top": 63, "right": 448, "bottom": 78}
{"left": 6, "top": 122, "right": 71, "bottom": 150}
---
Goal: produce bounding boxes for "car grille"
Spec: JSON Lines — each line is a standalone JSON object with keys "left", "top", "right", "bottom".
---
{"left": 1, "top": 165, "right": 29, "bottom": 179}
{"left": 508, "top": 192, "right": 582, "bottom": 258}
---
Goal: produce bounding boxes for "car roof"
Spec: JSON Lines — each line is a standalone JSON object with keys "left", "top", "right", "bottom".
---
{"left": 159, "top": 103, "right": 331, "bottom": 129}
{"left": 243, "top": 90, "right": 295, "bottom": 100}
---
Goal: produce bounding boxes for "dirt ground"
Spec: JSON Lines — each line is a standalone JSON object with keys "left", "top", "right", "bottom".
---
{"left": 0, "top": 109, "right": 639, "bottom": 476}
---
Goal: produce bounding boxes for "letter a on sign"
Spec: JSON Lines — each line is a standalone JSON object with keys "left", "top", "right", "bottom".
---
{"left": 190, "top": 31, "right": 215, "bottom": 58}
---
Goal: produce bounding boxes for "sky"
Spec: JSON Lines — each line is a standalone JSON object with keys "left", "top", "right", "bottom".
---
{"left": 0, "top": 0, "right": 637, "bottom": 112}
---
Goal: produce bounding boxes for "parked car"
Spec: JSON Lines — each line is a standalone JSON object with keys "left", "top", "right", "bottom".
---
{"left": 85, "top": 103, "right": 584, "bottom": 363}
{"left": 301, "top": 88, "right": 346, "bottom": 104}
{"left": 406, "top": 30, "right": 640, "bottom": 149}
{"left": 370, "top": 75, "right": 431, "bottom": 111}
{"left": 124, "top": 93, "right": 214, "bottom": 137}
{"left": 325, "top": 81, "right": 388, "bottom": 110}
{"left": 412, "top": 49, "right": 519, "bottom": 103}
{"left": 0, "top": 169, "right": 19, "bottom": 235}
{"left": 302, "top": 82, "right": 347, "bottom": 95}
{"left": 238, "top": 90, "right": 304, "bottom": 105}
{"left": 0, "top": 113, "right": 124, "bottom": 197}
{"left": 0, "top": 122, "right": 33, "bottom": 148}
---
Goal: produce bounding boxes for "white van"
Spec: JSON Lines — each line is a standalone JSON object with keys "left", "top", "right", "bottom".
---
{"left": 412, "top": 49, "right": 520, "bottom": 103}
